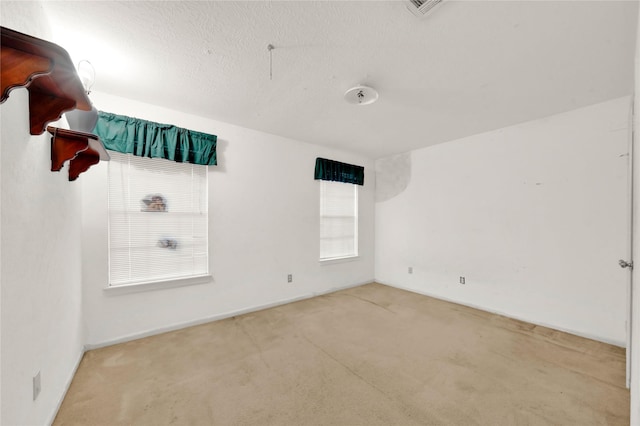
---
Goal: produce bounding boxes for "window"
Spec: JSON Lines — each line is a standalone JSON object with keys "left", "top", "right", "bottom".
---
{"left": 320, "top": 180, "right": 358, "bottom": 260}
{"left": 108, "top": 151, "right": 209, "bottom": 287}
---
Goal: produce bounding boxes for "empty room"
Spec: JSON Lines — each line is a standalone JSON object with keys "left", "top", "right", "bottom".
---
{"left": 1, "top": 0, "right": 640, "bottom": 425}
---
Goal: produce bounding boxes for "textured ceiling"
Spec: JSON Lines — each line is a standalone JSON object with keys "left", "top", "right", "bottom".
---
{"left": 32, "top": 1, "right": 640, "bottom": 158}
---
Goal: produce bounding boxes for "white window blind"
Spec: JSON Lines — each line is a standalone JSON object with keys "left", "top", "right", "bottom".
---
{"left": 108, "top": 151, "right": 208, "bottom": 286}
{"left": 320, "top": 180, "right": 358, "bottom": 260}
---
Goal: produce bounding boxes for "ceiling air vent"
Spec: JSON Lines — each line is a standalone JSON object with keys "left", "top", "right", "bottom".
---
{"left": 406, "top": 0, "right": 444, "bottom": 17}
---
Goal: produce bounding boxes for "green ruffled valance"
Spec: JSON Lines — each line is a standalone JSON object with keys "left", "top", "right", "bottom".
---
{"left": 94, "top": 111, "right": 217, "bottom": 166}
{"left": 314, "top": 157, "right": 364, "bottom": 185}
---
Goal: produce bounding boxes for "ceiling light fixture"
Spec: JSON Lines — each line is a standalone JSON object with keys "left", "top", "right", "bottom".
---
{"left": 344, "top": 85, "right": 379, "bottom": 106}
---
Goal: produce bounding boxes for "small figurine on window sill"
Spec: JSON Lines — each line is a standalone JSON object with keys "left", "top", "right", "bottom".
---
{"left": 141, "top": 194, "right": 167, "bottom": 212}
{"left": 157, "top": 238, "right": 178, "bottom": 250}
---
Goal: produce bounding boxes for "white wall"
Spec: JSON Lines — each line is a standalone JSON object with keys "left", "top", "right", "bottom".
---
{"left": 81, "top": 92, "right": 375, "bottom": 347}
{"left": 376, "top": 97, "right": 630, "bottom": 346}
{"left": 630, "top": 4, "right": 640, "bottom": 423}
{"left": 1, "top": 3, "right": 85, "bottom": 425}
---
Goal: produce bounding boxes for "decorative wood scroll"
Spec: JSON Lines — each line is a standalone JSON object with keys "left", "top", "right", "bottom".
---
{"left": 1, "top": 26, "right": 91, "bottom": 135}
{"left": 47, "top": 126, "right": 109, "bottom": 181}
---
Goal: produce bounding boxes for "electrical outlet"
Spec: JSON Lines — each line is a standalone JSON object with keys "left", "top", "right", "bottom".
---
{"left": 408, "top": 267, "right": 413, "bottom": 274}
{"left": 287, "top": 274, "right": 292, "bottom": 283}
{"left": 33, "top": 371, "right": 41, "bottom": 401}
{"left": 460, "top": 276, "right": 465, "bottom": 285}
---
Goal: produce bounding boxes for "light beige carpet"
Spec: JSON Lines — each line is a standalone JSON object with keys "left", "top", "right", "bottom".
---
{"left": 54, "top": 283, "right": 629, "bottom": 425}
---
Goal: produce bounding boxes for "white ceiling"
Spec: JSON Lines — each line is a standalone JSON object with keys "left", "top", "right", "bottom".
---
{"left": 38, "top": 0, "right": 639, "bottom": 159}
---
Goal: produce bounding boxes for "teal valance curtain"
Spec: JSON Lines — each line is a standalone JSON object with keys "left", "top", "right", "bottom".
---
{"left": 314, "top": 157, "right": 364, "bottom": 185}
{"left": 94, "top": 111, "right": 217, "bottom": 166}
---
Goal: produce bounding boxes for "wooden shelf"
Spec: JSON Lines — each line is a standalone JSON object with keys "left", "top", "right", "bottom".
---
{"left": 1, "top": 27, "right": 108, "bottom": 181}
{"left": 47, "top": 126, "right": 110, "bottom": 181}
{"left": 1, "top": 26, "right": 91, "bottom": 135}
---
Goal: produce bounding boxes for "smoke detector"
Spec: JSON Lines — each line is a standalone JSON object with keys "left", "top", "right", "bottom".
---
{"left": 406, "top": 0, "right": 444, "bottom": 17}
{"left": 344, "top": 85, "right": 379, "bottom": 106}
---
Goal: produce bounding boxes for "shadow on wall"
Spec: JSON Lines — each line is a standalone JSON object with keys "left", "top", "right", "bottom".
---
{"left": 375, "top": 152, "right": 411, "bottom": 202}
{"left": 210, "top": 138, "right": 228, "bottom": 173}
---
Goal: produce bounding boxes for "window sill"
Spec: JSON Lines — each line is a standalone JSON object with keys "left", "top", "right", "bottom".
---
{"left": 319, "top": 255, "right": 359, "bottom": 265}
{"left": 103, "top": 274, "right": 213, "bottom": 295}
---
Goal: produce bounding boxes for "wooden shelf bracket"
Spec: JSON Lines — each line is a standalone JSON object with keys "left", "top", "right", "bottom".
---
{"left": 47, "top": 126, "right": 109, "bottom": 181}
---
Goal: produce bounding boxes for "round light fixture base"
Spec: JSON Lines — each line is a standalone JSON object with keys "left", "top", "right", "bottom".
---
{"left": 344, "top": 85, "right": 379, "bottom": 106}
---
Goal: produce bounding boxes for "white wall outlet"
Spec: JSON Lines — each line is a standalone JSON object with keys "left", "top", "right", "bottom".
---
{"left": 287, "top": 274, "right": 292, "bottom": 283}
{"left": 33, "top": 371, "right": 41, "bottom": 401}
{"left": 460, "top": 276, "right": 465, "bottom": 285}
{"left": 408, "top": 266, "right": 413, "bottom": 274}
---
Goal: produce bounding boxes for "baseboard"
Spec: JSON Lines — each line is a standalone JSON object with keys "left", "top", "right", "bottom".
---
{"left": 376, "top": 280, "right": 625, "bottom": 348}
{"left": 47, "top": 346, "right": 85, "bottom": 426}
{"left": 85, "top": 279, "right": 373, "bottom": 350}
